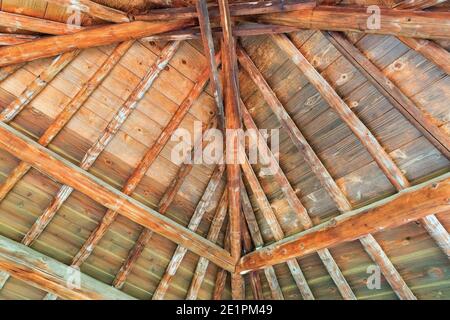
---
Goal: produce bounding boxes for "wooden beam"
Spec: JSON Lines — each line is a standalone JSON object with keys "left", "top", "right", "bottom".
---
{"left": 0, "top": 63, "right": 25, "bottom": 82}
{"left": 241, "top": 154, "right": 314, "bottom": 300}
{"left": 0, "top": 122, "right": 235, "bottom": 272}
{"left": 323, "top": 31, "right": 450, "bottom": 157}
{"left": 45, "top": 0, "right": 130, "bottom": 23}
{"left": 240, "top": 180, "right": 284, "bottom": 300}
{"left": 0, "top": 41, "right": 132, "bottom": 206}
{"left": 133, "top": 0, "right": 316, "bottom": 21}
{"left": 241, "top": 100, "right": 356, "bottom": 299}
{"left": 212, "top": 223, "right": 231, "bottom": 300}
{"left": 218, "top": 0, "right": 243, "bottom": 300}
{"left": 0, "top": 50, "right": 80, "bottom": 122}
{"left": 0, "top": 11, "right": 83, "bottom": 35}
{"left": 237, "top": 46, "right": 415, "bottom": 299}
{"left": 238, "top": 173, "right": 450, "bottom": 272}
{"left": 271, "top": 33, "right": 411, "bottom": 191}
{"left": 393, "top": 0, "right": 448, "bottom": 9}
{"left": 152, "top": 164, "right": 226, "bottom": 299}
{"left": 186, "top": 189, "right": 228, "bottom": 300}
{"left": 0, "top": 234, "right": 134, "bottom": 300}
{"left": 0, "top": 19, "right": 191, "bottom": 67}
{"left": 0, "top": 33, "right": 40, "bottom": 45}
{"left": 256, "top": 5, "right": 450, "bottom": 40}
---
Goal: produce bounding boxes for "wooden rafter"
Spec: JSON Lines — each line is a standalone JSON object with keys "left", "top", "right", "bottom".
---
{"left": 0, "top": 63, "right": 25, "bottom": 82}
{"left": 0, "top": 41, "right": 177, "bottom": 293}
{"left": 45, "top": 0, "right": 130, "bottom": 23}
{"left": 238, "top": 172, "right": 450, "bottom": 272}
{"left": 0, "top": 51, "right": 80, "bottom": 123}
{"left": 237, "top": 45, "right": 415, "bottom": 299}
{"left": 240, "top": 100, "right": 356, "bottom": 300}
{"left": 218, "top": 0, "right": 243, "bottom": 300}
{"left": 0, "top": 33, "right": 40, "bottom": 46}
{"left": 0, "top": 122, "right": 235, "bottom": 272}
{"left": 392, "top": 0, "right": 448, "bottom": 9}
{"left": 0, "top": 20, "right": 191, "bottom": 67}
{"left": 241, "top": 153, "right": 315, "bottom": 300}
{"left": 152, "top": 164, "right": 226, "bottom": 299}
{"left": 212, "top": 222, "right": 231, "bottom": 300}
{"left": 0, "top": 235, "right": 134, "bottom": 300}
{"left": 186, "top": 189, "right": 228, "bottom": 300}
{"left": 240, "top": 180, "right": 284, "bottom": 300}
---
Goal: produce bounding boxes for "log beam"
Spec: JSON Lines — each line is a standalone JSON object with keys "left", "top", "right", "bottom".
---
{"left": 238, "top": 173, "right": 450, "bottom": 272}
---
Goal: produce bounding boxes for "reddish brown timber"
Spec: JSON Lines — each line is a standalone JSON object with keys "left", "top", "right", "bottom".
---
{"left": 45, "top": 0, "right": 130, "bottom": 23}
{"left": 0, "top": 50, "right": 80, "bottom": 122}
{"left": 0, "top": 11, "right": 83, "bottom": 35}
{"left": 0, "top": 235, "right": 134, "bottom": 300}
{"left": 256, "top": 5, "right": 450, "bottom": 40}
{"left": 238, "top": 173, "right": 450, "bottom": 272}
{"left": 212, "top": 223, "right": 231, "bottom": 300}
{"left": 0, "top": 63, "right": 25, "bottom": 82}
{"left": 324, "top": 31, "right": 450, "bottom": 157}
{"left": 0, "top": 41, "right": 133, "bottom": 204}
{"left": 0, "top": 122, "right": 235, "bottom": 272}
{"left": 152, "top": 164, "right": 226, "bottom": 299}
{"left": 0, "top": 19, "right": 192, "bottom": 67}
{"left": 0, "top": 33, "right": 39, "bottom": 45}
{"left": 186, "top": 189, "right": 228, "bottom": 300}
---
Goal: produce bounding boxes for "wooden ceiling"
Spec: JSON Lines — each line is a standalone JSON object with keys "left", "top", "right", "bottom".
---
{"left": 0, "top": 0, "right": 448, "bottom": 300}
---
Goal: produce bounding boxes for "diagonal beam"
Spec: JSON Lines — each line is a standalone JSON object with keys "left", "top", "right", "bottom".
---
{"left": 218, "top": 0, "right": 243, "bottom": 300}
{"left": 0, "top": 42, "right": 133, "bottom": 204}
{"left": 323, "top": 31, "right": 450, "bottom": 158}
{"left": 237, "top": 46, "right": 415, "bottom": 299}
{"left": 238, "top": 173, "right": 450, "bottom": 272}
{"left": 0, "top": 11, "right": 83, "bottom": 35}
{"left": 392, "top": 0, "right": 448, "bottom": 9}
{"left": 45, "top": 0, "right": 130, "bottom": 23}
{"left": 0, "top": 63, "right": 25, "bottom": 82}
{"left": 186, "top": 189, "right": 228, "bottom": 300}
{"left": 0, "top": 235, "right": 134, "bottom": 300}
{"left": 212, "top": 222, "right": 231, "bottom": 300}
{"left": 152, "top": 164, "right": 226, "bottom": 299}
{"left": 0, "top": 122, "right": 235, "bottom": 272}
{"left": 240, "top": 180, "right": 284, "bottom": 300}
{"left": 0, "top": 50, "right": 80, "bottom": 122}
{"left": 0, "top": 20, "right": 192, "bottom": 67}
{"left": 256, "top": 5, "right": 450, "bottom": 40}
{"left": 241, "top": 100, "right": 356, "bottom": 300}
{"left": 241, "top": 153, "right": 315, "bottom": 300}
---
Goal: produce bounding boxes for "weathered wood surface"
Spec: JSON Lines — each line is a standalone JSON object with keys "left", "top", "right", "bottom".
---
{"left": 0, "top": 64, "right": 25, "bottom": 82}
{"left": 0, "top": 20, "right": 192, "bottom": 67}
{"left": 0, "top": 33, "right": 40, "bottom": 46}
{"left": 212, "top": 223, "right": 231, "bottom": 300}
{"left": 0, "top": 122, "right": 235, "bottom": 272}
{"left": 238, "top": 172, "right": 450, "bottom": 272}
{"left": 0, "top": 234, "right": 134, "bottom": 300}
{"left": 257, "top": 5, "right": 450, "bottom": 39}
{"left": 393, "top": 0, "right": 447, "bottom": 9}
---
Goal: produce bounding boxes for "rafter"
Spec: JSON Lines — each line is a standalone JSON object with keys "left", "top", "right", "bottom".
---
{"left": 218, "top": 0, "right": 244, "bottom": 300}
{"left": 238, "top": 172, "right": 450, "bottom": 272}
{"left": 0, "top": 50, "right": 80, "bottom": 123}
{"left": 0, "top": 63, "right": 25, "bottom": 82}
{"left": 0, "top": 42, "right": 133, "bottom": 205}
{"left": 45, "top": 0, "right": 130, "bottom": 23}
{"left": 0, "top": 121, "right": 235, "bottom": 272}
{"left": 0, "top": 235, "right": 134, "bottom": 300}
{"left": 152, "top": 164, "right": 226, "bottom": 299}
{"left": 240, "top": 180, "right": 284, "bottom": 300}
{"left": 0, "top": 33, "right": 40, "bottom": 45}
{"left": 237, "top": 45, "right": 415, "bottom": 299}
{"left": 0, "top": 41, "right": 177, "bottom": 293}
{"left": 241, "top": 153, "right": 315, "bottom": 300}
{"left": 323, "top": 31, "right": 450, "bottom": 259}
{"left": 212, "top": 223, "right": 231, "bottom": 300}
{"left": 241, "top": 100, "right": 356, "bottom": 300}
{"left": 186, "top": 189, "right": 228, "bottom": 300}
{"left": 0, "top": 20, "right": 191, "bottom": 67}
{"left": 392, "top": 0, "right": 448, "bottom": 9}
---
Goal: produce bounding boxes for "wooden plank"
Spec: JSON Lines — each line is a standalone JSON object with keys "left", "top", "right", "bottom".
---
{"left": 0, "top": 50, "right": 80, "bottom": 122}
{"left": 238, "top": 172, "right": 450, "bottom": 272}
{"left": 393, "top": 0, "right": 447, "bottom": 9}
{"left": 0, "top": 41, "right": 133, "bottom": 204}
{"left": 0, "top": 63, "right": 25, "bottom": 82}
{"left": 256, "top": 5, "right": 450, "bottom": 40}
{"left": 0, "top": 234, "right": 134, "bottom": 300}
{"left": 0, "top": 122, "right": 235, "bottom": 272}
{"left": 0, "top": 20, "right": 191, "bottom": 67}
{"left": 186, "top": 189, "right": 228, "bottom": 300}
{"left": 0, "top": 10, "right": 83, "bottom": 35}
{"left": 45, "top": 0, "right": 130, "bottom": 23}
{"left": 324, "top": 31, "right": 450, "bottom": 158}
{"left": 271, "top": 33, "right": 411, "bottom": 191}
{"left": 152, "top": 164, "right": 226, "bottom": 299}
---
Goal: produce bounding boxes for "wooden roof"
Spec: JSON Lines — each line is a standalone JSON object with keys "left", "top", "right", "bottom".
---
{"left": 0, "top": 0, "right": 448, "bottom": 300}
